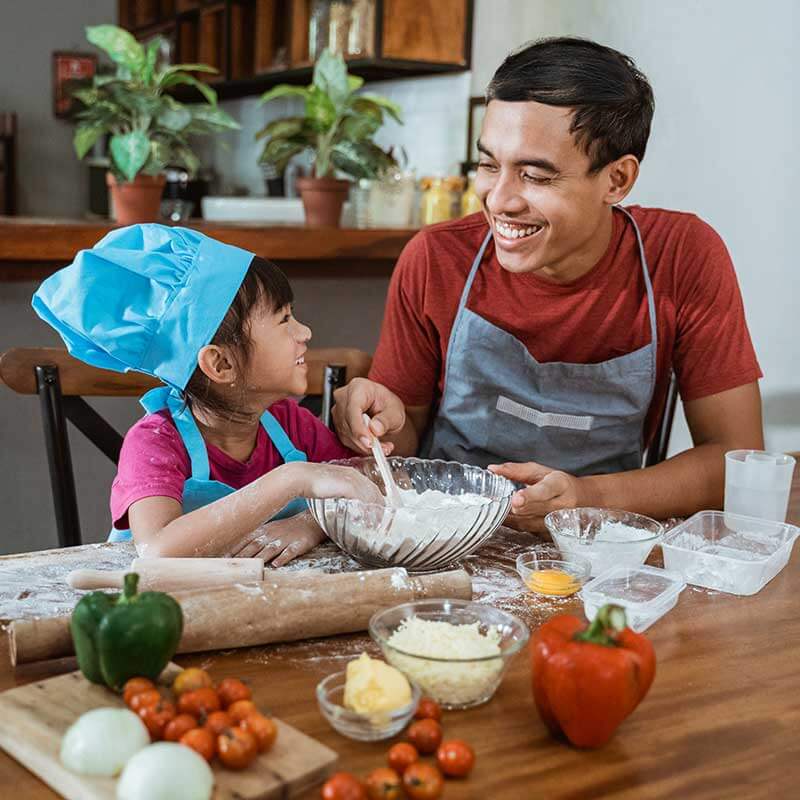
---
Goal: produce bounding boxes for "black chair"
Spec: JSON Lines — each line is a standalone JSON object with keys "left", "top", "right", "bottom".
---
{"left": 644, "top": 371, "right": 679, "bottom": 467}
{"left": 0, "top": 346, "right": 371, "bottom": 548}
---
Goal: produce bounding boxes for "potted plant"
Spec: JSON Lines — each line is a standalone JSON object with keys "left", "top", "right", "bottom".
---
{"left": 256, "top": 50, "right": 402, "bottom": 227}
{"left": 72, "top": 24, "right": 239, "bottom": 225}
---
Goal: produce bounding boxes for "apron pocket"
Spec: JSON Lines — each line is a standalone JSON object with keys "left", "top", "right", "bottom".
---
{"left": 496, "top": 395, "right": 594, "bottom": 431}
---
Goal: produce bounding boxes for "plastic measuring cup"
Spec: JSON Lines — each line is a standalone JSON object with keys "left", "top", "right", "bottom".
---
{"left": 724, "top": 450, "right": 796, "bottom": 522}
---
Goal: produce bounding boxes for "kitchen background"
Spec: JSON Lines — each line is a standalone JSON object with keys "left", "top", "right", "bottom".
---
{"left": 0, "top": 0, "right": 797, "bottom": 554}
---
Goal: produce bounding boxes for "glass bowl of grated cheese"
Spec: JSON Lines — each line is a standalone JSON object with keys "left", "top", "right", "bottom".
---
{"left": 307, "top": 457, "right": 515, "bottom": 572}
{"left": 544, "top": 507, "right": 664, "bottom": 578}
{"left": 368, "top": 599, "right": 529, "bottom": 709}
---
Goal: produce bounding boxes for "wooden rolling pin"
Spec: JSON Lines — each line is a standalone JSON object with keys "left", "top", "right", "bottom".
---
{"left": 67, "top": 558, "right": 318, "bottom": 592}
{"left": 9, "top": 567, "right": 471, "bottom": 666}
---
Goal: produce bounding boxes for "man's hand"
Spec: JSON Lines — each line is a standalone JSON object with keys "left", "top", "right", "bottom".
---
{"left": 228, "top": 511, "right": 328, "bottom": 567}
{"left": 489, "top": 462, "right": 590, "bottom": 533}
{"left": 331, "top": 378, "right": 407, "bottom": 454}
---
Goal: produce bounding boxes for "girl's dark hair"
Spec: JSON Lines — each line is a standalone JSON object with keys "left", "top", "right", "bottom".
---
{"left": 486, "top": 37, "right": 655, "bottom": 173}
{"left": 183, "top": 256, "right": 293, "bottom": 419}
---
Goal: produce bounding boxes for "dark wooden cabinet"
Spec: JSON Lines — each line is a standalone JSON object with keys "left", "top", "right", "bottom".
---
{"left": 117, "top": 0, "right": 472, "bottom": 99}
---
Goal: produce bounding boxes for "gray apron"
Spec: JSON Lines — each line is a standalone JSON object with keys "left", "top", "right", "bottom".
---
{"left": 420, "top": 207, "right": 657, "bottom": 476}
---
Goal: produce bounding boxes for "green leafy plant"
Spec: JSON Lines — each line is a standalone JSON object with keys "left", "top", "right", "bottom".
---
{"left": 72, "top": 24, "right": 240, "bottom": 182}
{"left": 256, "top": 50, "right": 402, "bottom": 180}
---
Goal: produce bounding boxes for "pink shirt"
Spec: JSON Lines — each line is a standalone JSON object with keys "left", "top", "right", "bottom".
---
{"left": 111, "top": 399, "right": 353, "bottom": 529}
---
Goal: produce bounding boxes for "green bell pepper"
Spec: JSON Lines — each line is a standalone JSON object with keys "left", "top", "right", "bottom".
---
{"left": 70, "top": 572, "right": 183, "bottom": 691}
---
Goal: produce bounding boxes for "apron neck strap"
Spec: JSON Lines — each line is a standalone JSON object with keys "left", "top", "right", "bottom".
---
{"left": 616, "top": 206, "right": 658, "bottom": 348}
{"left": 259, "top": 409, "right": 307, "bottom": 463}
{"left": 456, "top": 230, "right": 494, "bottom": 315}
{"left": 140, "top": 386, "right": 211, "bottom": 479}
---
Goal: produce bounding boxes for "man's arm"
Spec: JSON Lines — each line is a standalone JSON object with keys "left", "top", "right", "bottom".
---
{"left": 491, "top": 382, "right": 763, "bottom": 532}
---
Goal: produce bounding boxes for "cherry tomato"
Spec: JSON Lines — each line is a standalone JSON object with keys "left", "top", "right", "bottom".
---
{"left": 436, "top": 739, "right": 475, "bottom": 777}
{"left": 406, "top": 718, "right": 442, "bottom": 755}
{"left": 180, "top": 727, "right": 216, "bottom": 762}
{"left": 402, "top": 762, "right": 444, "bottom": 800}
{"left": 240, "top": 712, "right": 278, "bottom": 753}
{"left": 217, "top": 677, "right": 252, "bottom": 708}
{"left": 413, "top": 697, "right": 442, "bottom": 722}
{"left": 204, "top": 710, "right": 234, "bottom": 736}
{"left": 163, "top": 713, "right": 199, "bottom": 742}
{"left": 177, "top": 687, "right": 222, "bottom": 717}
{"left": 228, "top": 699, "right": 259, "bottom": 723}
{"left": 138, "top": 699, "right": 176, "bottom": 740}
{"left": 365, "top": 766, "right": 402, "bottom": 800}
{"left": 173, "top": 667, "right": 214, "bottom": 696}
{"left": 321, "top": 772, "right": 367, "bottom": 800}
{"left": 122, "top": 677, "right": 156, "bottom": 707}
{"left": 386, "top": 742, "right": 419, "bottom": 775}
{"left": 217, "top": 727, "right": 258, "bottom": 770}
{"left": 129, "top": 688, "right": 162, "bottom": 713}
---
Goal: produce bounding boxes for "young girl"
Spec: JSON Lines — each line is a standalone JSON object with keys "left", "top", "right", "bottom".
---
{"left": 33, "top": 224, "right": 382, "bottom": 565}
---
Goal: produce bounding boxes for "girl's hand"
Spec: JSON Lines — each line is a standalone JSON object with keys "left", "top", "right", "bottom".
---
{"left": 230, "top": 511, "right": 327, "bottom": 566}
{"left": 296, "top": 462, "right": 385, "bottom": 505}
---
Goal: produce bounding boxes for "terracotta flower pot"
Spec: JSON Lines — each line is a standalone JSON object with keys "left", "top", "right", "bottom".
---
{"left": 106, "top": 172, "right": 166, "bottom": 225}
{"left": 296, "top": 176, "right": 350, "bottom": 227}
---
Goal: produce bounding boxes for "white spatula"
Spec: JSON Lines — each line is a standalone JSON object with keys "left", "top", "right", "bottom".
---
{"left": 363, "top": 413, "right": 403, "bottom": 507}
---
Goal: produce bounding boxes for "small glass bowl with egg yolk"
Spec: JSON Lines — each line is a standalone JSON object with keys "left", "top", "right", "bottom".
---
{"left": 515, "top": 547, "right": 592, "bottom": 597}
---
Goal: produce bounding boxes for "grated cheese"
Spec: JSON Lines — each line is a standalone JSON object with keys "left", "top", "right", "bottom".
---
{"left": 384, "top": 617, "right": 504, "bottom": 707}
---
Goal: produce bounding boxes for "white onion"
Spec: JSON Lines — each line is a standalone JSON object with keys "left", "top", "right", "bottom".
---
{"left": 60, "top": 707, "right": 149, "bottom": 776}
{"left": 116, "top": 742, "right": 214, "bottom": 800}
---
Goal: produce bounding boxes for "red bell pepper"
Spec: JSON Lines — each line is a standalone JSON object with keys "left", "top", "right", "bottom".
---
{"left": 532, "top": 604, "right": 656, "bottom": 748}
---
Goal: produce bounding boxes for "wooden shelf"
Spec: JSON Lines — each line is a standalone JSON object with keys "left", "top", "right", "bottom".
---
{"left": 118, "top": 0, "right": 472, "bottom": 100}
{"left": 0, "top": 217, "right": 416, "bottom": 281}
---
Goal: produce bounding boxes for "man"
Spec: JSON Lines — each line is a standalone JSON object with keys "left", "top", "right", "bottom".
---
{"left": 333, "top": 37, "right": 763, "bottom": 531}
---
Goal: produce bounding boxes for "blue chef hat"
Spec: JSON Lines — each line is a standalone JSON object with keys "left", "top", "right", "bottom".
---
{"left": 32, "top": 224, "right": 255, "bottom": 391}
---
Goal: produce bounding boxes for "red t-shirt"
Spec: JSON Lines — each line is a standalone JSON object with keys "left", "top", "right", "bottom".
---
{"left": 110, "top": 398, "right": 352, "bottom": 529}
{"left": 369, "top": 206, "right": 761, "bottom": 448}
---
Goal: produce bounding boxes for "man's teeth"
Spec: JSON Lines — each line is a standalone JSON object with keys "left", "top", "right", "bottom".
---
{"left": 295, "top": 356, "right": 305, "bottom": 365}
{"left": 495, "top": 220, "right": 542, "bottom": 239}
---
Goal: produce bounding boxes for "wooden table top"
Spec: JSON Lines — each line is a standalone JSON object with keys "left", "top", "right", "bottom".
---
{"left": 2, "top": 477, "right": 799, "bottom": 799}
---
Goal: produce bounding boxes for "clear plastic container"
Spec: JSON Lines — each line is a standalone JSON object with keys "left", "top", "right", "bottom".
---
{"left": 661, "top": 510, "right": 800, "bottom": 595}
{"left": 581, "top": 565, "right": 686, "bottom": 632}
{"left": 544, "top": 508, "right": 663, "bottom": 577}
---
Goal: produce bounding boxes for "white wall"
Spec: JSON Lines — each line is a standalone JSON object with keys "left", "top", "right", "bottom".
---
{"left": 0, "top": 0, "right": 117, "bottom": 216}
{"left": 470, "top": 0, "right": 800, "bottom": 454}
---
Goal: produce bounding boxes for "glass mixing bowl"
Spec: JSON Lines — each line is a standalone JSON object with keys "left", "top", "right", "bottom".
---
{"left": 369, "top": 599, "right": 529, "bottom": 709}
{"left": 307, "top": 457, "right": 515, "bottom": 572}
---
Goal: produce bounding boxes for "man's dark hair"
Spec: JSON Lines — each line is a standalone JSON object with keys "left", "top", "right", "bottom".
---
{"left": 486, "top": 37, "right": 655, "bottom": 172}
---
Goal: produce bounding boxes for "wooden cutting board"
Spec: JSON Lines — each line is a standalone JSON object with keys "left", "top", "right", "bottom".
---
{"left": 0, "top": 664, "right": 338, "bottom": 799}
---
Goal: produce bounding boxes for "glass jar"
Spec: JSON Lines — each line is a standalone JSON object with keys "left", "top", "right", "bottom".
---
{"left": 328, "top": 0, "right": 352, "bottom": 56}
{"left": 461, "top": 170, "right": 481, "bottom": 216}
{"left": 309, "top": 0, "right": 331, "bottom": 62}
{"left": 420, "top": 176, "right": 453, "bottom": 225}
{"left": 347, "top": 0, "right": 375, "bottom": 57}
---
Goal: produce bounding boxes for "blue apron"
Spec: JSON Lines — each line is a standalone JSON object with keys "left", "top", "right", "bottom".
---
{"left": 109, "top": 386, "right": 308, "bottom": 542}
{"left": 420, "top": 207, "right": 657, "bottom": 476}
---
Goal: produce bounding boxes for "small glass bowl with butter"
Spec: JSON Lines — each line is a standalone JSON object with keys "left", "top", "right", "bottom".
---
{"left": 515, "top": 548, "right": 592, "bottom": 597}
{"left": 316, "top": 660, "right": 421, "bottom": 741}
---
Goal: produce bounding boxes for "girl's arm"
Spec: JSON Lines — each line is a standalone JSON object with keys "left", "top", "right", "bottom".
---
{"left": 128, "top": 461, "right": 382, "bottom": 557}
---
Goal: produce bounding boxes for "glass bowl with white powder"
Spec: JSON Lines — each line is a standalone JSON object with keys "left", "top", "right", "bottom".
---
{"left": 307, "top": 457, "right": 515, "bottom": 572}
{"left": 369, "top": 599, "right": 529, "bottom": 709}
{"left": 544, "top": 507, "right": 664, "bottom": 577}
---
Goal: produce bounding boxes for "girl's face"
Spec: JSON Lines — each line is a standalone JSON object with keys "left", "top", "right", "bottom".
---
{"left": 243, "top": 301, "right": 312, "bottom": 400}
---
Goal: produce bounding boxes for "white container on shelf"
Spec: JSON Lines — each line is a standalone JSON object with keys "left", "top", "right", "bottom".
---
{"left": 201, "top": 196, "right": 354, "bottom": 225}
{"left": 661, "top": 510, "right": 799, "bottom": 595}
{"left": 581, "top": 564, "right": 686, "bottom": 632}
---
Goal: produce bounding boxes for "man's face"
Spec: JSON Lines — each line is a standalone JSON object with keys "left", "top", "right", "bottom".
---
{"left": 474, "top": 100, "right": 613, "bottom": 279}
